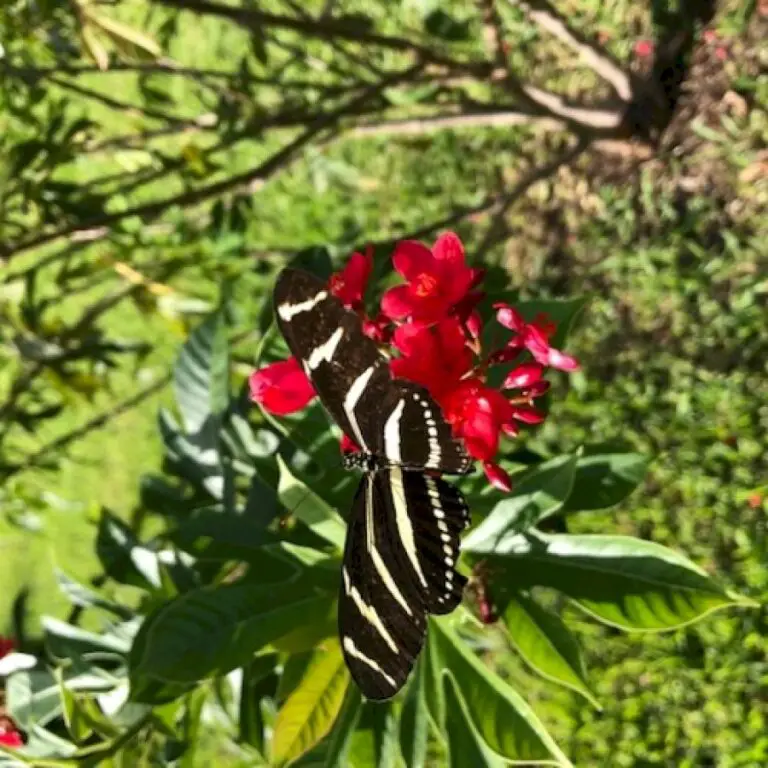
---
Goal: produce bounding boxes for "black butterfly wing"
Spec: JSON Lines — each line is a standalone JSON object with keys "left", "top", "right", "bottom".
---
{"left": 373, "top": 380, "right": 471, "bottom": 475}
{"left": 274, "top": 268, "right": 390, "bottom": 452}
{"left": 339, "top": 468, "right": 470, "bottom": 699}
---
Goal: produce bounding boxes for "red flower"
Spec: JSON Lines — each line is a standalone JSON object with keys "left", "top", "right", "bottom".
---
{"left": 249, "top": 357, "right": 315, "bottom": 415}
{"left": 441, "top": 379, "right": 513, "bottom": 461}
{"left": 362, "top": 311, "right": 392, "bottom": 344}
{"left": 381, "top": 232, "right": 477, "bottom": 324}
{"left": 390, "top": 317, "right": 472, "bottom": 399}
{"left": 634, "top": 39, "right": 654, "bottom": 58}
{"left": 0, "top": 729, "right": 22, "bottom": 748}
{"left": 495, "top": 304, "right": 580, "bottom": 372}
{"left": 329, "top": 247, "right": 373, "bottom": 310}
{"left": 254, "top": 238, "right": 582, "bottom": 494}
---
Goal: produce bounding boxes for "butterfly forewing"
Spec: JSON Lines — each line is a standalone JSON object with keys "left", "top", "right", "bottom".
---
{"left": 274, "top": 269, "right": 391, "bottom": 452}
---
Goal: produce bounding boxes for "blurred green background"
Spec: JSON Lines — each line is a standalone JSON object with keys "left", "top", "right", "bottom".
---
{"left": 1, "top": 0, "right": 766, "bottom": 765}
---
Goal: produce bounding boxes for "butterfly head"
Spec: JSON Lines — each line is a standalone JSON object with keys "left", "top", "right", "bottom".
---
{"left": 342, "top": 451, "right": 381, "bottom": 473}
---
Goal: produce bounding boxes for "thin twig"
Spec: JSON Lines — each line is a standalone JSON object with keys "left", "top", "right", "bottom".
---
{"left": 153, "top": 0, "right": 476, "bottom": 68}
{"left": 510, "top": 0, "right": 633, "bottom": 101}
{"left": 0, "top": 374, "right": 171, "bottom": 481}
{"left": 2, "top": 64, "right": 422, "bottom": 261}
{"left": 396, "top": 135, "right": 591, "bottom": 240}
{"left": 46, "top": 74, "right": 208, "bottom": 127}
{"left": 520, "top": 84, "right": 624, "bottom": 128}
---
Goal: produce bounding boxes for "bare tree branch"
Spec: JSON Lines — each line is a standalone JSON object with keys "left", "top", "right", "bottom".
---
{"left": 509, "top": 0, "right": 633, "bottom": 101}
{"left": 0, "top": 373, "right": 171, "bottom": 481}
{"left": 2, "top": 64, "right": 422, "bottom": 262}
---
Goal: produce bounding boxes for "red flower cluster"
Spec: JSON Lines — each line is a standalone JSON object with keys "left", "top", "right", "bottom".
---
{"left": 0, "top": 637, "right": 22, "bottom": 748}
{"left": 250, "top": 233, "right": 579, "bottom": 491}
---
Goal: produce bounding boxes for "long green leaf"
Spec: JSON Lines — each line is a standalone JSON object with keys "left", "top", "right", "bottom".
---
{"left": 173, "top": 310, "right": 229, "bottom": 434}
{"left": 271, "top": 640, "right": 350, "bottom": 766}
{"left": 322, "top": 684, "right": 363, "bottom": 768}
{"left": 500, "top": 591, "right": 599, "bottom": 707}
{"left": 443, "top": 673, "right": 505, "bottom": 767}
{"left": 399, "top": 660, "right": 429, "bottom": 768}
{"left": 564, "top": 447, "right": 649, "bottom": 511}
{"left": 278, "top": 455, "right": 346, "bottom": 550}
{"left": 428, "top": 618, "right": 573, "bottom": 766}
{"left": 485, "top": 532, "right": 752, "bottom": 629}
{"left": 130, "top": 559, "right": 336, "bottom": 684}
{"left": 463, "top": 455, "right": 577, "bottom": 552}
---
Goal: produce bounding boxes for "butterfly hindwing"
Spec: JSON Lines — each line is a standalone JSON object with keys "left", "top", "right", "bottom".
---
{"left": 375, "top": 380, "right": 471, "bottom": 475}
{"left": 339, "top": 473, "right": 427, "bottom": 700}
{"left": 339, "top": 468, "right": 469, "bottom": 699}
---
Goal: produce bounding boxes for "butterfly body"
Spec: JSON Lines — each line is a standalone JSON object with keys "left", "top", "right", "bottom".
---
{"left": 273, "top": 267, "right": 472, "bottom": 699}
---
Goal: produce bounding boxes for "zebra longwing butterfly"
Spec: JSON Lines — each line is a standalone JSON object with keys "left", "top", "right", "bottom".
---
{"left": 274, "top": 268, "right": 472, "bottom": 699}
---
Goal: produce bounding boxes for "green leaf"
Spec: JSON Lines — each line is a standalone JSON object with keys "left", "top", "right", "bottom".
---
{"left": 129, "top": 557, "right": 336, "bottom": 684}
{"left": 342, "top": 699, "right": 401, "bottom": 768}
{"left": 564, "top": 446, "right": 649, "bottom": 511}
{"left": 322, "top": 684, "right": 362, "bottom": 768}
{"left": 463, "top": 455, "right": 577, "bottom": 552}
{"left": 6, "top": 667, "right": 114, "bottom": 734}
{"left": 271, "top": 639, "right": 350, "bottom": 766}
{"left": 499, "top": 591, "right": 599, "bottom": 707}
{"left": 485, "top": 532, "right": 751, "bottom": 629}
{"left": 159, "top": 407, "right": 225, "bottom": 500}
{"left": 43, "top": 617, "right": 129, "bottom": 660}
{"left": 6, "top": 670, "right": 64, "bottom": 731}
{"left": 171, "top": 507, "right": 277, "bottom": 560}
{"left": 55, "top": 570, "right": 134, "bottom": 620}
{"left": 239, "top": 653, "right": 279, "bottom": 753}
{"left": 399, "top": 660, "right": 429, "bottom": 768}
{"left": 427, "top": 618, "right": 573, "bottom": 766}
{"left": 96, "top": 509, "right": 161, "bottom": 589}
{"left": 278, "top": 455, "right": 346, "bottom": 550}
{"left": 173, "top": 309, "right": 229, "bottom": 435}
{"left": 443, "top": 673, "right": 505, "bottom": 767}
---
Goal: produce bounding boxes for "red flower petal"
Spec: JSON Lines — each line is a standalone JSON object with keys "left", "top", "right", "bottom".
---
{"left": 522, "top": 324, "right": 553, "bottom": 365}
{"left": 0, "top": 637, "right": 14, "bottom": 659}
{"left": 381, "top": 284, "right": 417, "bottom": 320}
{"left": 524, "top": 380, "right": 551, "bottom": 398}
{"left": 340, "top": 434, "right": 361, "bottom": 454}
{"left": 249, "top": 357, "right": 315, "bottom": 415}
{"left": 495, "top": 303, "right": 526, "bottom": 332}
{"left": 392, "top": 240, "right": 435, "bottom": 282}
{"left": 501, "top": 421, "right": 520, "bottom": 438}
{"left": 362, "top": 312, "right": 391, "bottom": 343}
{"left": 432, "top": 231, "right": 465, "bottom": 268}
{"left": 503, "top": 363, "right": 544, "bottom": 390}
{"left": 547, "top": 347, "right": 580, "bottom": 372}
{"left": 511, "top": 405, "right": 546, "bottom": 424}
{"left": 329, "top": 249, "right": 373, "bottom": 308}
{"left": 461, "top": 409, "right": 499, "bottom": 460}
{"left": 483, "top": 461, "right": 512, "bottom": 492}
